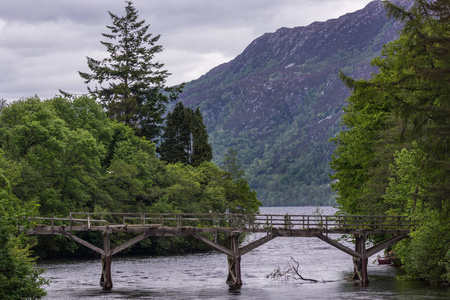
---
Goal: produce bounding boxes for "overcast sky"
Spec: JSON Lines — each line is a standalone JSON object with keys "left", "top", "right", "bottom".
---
{"left": 0, "top": 0, "right": 374, "bottom": 101}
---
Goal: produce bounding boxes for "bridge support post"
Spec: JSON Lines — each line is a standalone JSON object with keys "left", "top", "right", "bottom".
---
{"left": 100, "top": 230, "right": 113, "bottom": 290}
{"left": 351, "top": 234, "right": 368, "bottom": 286}
{"left": 226, "top": 232, "right": 242, "bottom": 288}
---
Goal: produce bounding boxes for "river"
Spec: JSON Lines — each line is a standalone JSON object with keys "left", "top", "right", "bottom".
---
{"left": 39, "top": 206, "right": 448, "bottom": 299}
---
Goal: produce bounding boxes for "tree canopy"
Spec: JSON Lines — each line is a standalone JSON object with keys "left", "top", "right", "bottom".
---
{"left": 0, "top": 96, "right": 260, "bottom": 258}
{"left": 0, "top": 165, "right": 48, "bottom": 299}
{"left": 331, "top": 0, "right": 449, "bottom": 284}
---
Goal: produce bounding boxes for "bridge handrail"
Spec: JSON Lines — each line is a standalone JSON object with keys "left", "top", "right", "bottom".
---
{"left": 26, "top": 213, "right": 415, "bottom": 232}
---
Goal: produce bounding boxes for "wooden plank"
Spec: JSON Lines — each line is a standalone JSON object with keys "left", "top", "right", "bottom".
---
{"left": 100, "top": 233, "right": 113, "bottom": 290}
{"left": 61, "top": 232, "right": 105, "bottom": 256}
{"left": 314, "top": 233, "right": 362, "bottom": 258}
{"left": 25, "top": 225, "right": 411, "bottom": 236}
{"left": 366, "top": 234, "right": 408, "bottom": 258}
{"left": 192, "top": 234, "right": 234, "bottom": 256}
{"left": 26, "top": 214, "right": 415, "bottom": 231}
{"left": 239, "top": 233, "right": 278, "bottom": 255}
{"left": 110, "top": 232, "right": 151, "bottom": 256}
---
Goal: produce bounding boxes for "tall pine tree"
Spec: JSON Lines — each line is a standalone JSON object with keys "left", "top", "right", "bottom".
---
{"left": 79, "top": 1, "right": 182, "bottom": 141}
{"left": 159, "top": 102, "right": 191, "bottom": 164}
{"left": 192, "top": 107, "right": 213, "bottom": 167}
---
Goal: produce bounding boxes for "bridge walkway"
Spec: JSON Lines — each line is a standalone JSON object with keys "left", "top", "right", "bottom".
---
{"left": 25, "top": 212, "right": 415, "bottom": 290}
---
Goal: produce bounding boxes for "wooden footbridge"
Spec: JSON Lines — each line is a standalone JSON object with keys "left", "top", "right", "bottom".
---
{"left": 25, "top": 212, "right": 415, "bottom": 290}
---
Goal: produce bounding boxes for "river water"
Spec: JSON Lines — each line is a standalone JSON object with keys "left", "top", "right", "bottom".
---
{"left": 39, "top": 206, "right": 448, "bottom": 299}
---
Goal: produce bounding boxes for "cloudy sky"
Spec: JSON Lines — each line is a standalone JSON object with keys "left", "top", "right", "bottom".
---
{"left": 0, "top": 0, "right": 374, "bottom": 101}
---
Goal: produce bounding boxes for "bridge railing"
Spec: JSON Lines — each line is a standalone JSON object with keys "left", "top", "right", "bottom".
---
{"left": 251, "top": 214, "right": 414, "bottom": 232}
{"left": 27, "top": 213, "right": 414, "bottom": 232}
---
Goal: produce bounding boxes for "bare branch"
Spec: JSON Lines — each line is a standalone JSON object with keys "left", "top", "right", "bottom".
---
{"left": 267, "top": 257, "right": 319, "bottom": 283}
{"left": 289, "top": 257, "right": 319, "bottom": 282}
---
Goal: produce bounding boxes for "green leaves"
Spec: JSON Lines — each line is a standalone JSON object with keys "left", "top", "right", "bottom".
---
{"left": 332, "top": 0, "right": 450, "bottom": 284}
{"left": 0, "top": 169, "right": 47, "bottom": 299}
{"left": 0, "top": 97, "right": 109, "bottom": 215}
{"left": 384, "top": 144, "right": 426, "bottom": 216}
{"left": 396, "top": 211, "right": 450, "bottom": 284}
{"left": 0, "top": 95, "right": 261, "bottom": 259}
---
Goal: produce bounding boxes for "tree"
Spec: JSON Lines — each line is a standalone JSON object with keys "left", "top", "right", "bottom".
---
{"left": 159, "top": 103, "right": 212, "bottom": 166}
{"left": 221, "top": 148, "right": 261, "bottom": 213}
{"left": 191, "top": 107, "right": 213, "bottom": 167}
{"left": 221, "top": 148, "right": 246, "bottom": 181}
{"left": 159, "top": 102, "right": 192, "bottom": 164}
{"left": 380, "top": 0, "right": 450, "bottom": 210}
{"left": 0, "top": 169, "right": 48, "bottom": 299}
{"left": 79, "top": 1, "right": 182, "bottom": 141}
{"left": 0, "top": 97, "right": 109, "bottom": 216}
{"left": 331, "top": 0, "right": 449, "bottom": 284}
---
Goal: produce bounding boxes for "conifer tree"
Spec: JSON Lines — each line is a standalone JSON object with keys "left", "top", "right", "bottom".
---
{"left": 192, "top": 107, "right": 213, "bottom": 167}
{"left": 222, "top": 148, "right": 246, "bottom": 180}
{"left": 159, "top": 103, "right": 212, "bottom": 165}
{"left": 79, "top": 1, "right": 182, "bottom": 141}
{"left": 159, "top": 102, "right": 191, "bottom": 164}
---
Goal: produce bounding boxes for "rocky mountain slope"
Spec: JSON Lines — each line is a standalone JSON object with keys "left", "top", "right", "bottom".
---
{"left": 177, "top": 0, "right": 409, "bottom": 206}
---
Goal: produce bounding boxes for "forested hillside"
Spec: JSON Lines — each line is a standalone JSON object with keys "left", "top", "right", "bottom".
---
{"left": 178, "top": 0, "right": 408, "bottom": 206}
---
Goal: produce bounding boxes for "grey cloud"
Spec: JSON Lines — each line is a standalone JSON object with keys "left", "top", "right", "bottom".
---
{"left": 0, "top": 0, "right": 121, "bottom": 23}
{"left": 0, "top": 0, "right": 373, "bottom": 100}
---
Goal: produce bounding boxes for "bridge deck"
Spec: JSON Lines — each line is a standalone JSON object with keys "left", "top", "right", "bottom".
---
{"left": 26, "top": 212, "right": 414, "bottom": 236}
{"left": 25, "top": 212, "right": 414, "bottom": 289}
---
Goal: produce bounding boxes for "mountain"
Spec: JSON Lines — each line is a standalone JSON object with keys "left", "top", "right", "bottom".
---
{"left": 177, "top": 0, "right": 409, "bottom": 206}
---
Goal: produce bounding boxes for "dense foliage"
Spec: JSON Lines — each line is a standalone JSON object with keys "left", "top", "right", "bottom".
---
{"left": 159, "top": 102, "right": 213, "bottom": 166}
{"left": 78, "top": 1, "right": 182, "bottom": 141}
{"left": 0, "top": 96, "right": 260, "bottom": 258}
{"left": 331, "top": 0, "right": 449, "bottom": 284}
{"left": 0, "top": 2, "right": 260, "bottom": 296}
{"left": 0, "top": 163, "right": 48, "bottom": 299}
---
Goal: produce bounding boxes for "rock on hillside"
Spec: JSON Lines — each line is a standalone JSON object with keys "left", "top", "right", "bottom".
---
{"left": 177, "top": 0, "right": 410, "bottom": 206}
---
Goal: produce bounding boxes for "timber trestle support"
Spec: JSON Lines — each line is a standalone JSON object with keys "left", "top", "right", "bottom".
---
{"left": 25, "top": 212, "right": 415, "bottom": 290}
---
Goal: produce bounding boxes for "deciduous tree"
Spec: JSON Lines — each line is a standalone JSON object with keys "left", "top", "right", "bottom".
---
{"left": 331, "top": 0, "right": 449, "bottom": 284}
{"left": 0, "top": 169, "right": 48, "bottom": 299}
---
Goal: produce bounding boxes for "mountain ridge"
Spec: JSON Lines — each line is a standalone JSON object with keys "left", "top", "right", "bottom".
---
{"left": 177, "top": 0, "right": 410, "bottom": 206}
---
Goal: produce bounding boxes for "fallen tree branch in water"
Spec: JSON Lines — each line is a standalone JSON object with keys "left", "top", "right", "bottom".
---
{"left": 288, "top": 257, "right": 319, "bottom": 282}
{"left": 267, "top": 257, "right": 319, "bottom": 282}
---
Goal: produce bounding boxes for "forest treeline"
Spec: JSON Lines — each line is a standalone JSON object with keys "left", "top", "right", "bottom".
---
{"left": 0, "top": 2, "right": 260, "bottom": 298}
{"left": 0, "top": 95, "right": 260, "bottom": 298}
{"left": 0, "top": 95, "right": 260, "bottom": 254}
{"left": 331, "top": 0, "right": 449, "bottom": 285}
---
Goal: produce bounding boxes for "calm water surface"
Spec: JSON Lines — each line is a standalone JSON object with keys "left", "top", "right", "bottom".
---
{"left": 39, "top": 207, "right": 448, "bottom": 299}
